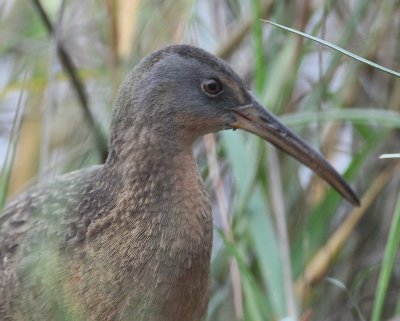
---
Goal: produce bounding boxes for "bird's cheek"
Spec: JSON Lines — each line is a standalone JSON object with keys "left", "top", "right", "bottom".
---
{"left": 175, "top": 112, "right": 227, "bottom": 136}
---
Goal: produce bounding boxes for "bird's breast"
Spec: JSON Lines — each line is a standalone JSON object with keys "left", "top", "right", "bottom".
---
{"left": 77, "top": 155, "right": 213, "bottom": 320}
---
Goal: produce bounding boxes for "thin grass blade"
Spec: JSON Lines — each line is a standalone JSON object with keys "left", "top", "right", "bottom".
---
{"left": 261, "top": 20, "right": 400, "bottom": 78}
{"left": 371, "top": 191, "right": 400, "bottom": 321}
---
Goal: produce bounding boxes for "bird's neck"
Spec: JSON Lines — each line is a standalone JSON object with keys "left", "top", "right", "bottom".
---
{"left": 84, "top": 131, "right": 213, "bottom": 320}
{"left": 107, "top": 127, "right": 198, "bottom": 181}
{"left": 104, "top": 129, "right": 212, "bottom": 244}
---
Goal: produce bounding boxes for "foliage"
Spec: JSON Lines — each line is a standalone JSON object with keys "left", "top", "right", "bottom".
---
{"left": 0, "top": 0, "right": 399, "bottom": 320}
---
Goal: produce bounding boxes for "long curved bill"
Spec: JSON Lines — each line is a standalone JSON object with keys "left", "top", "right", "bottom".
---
{"left": 230, "top": 98, "right": 360, "bottom": 206}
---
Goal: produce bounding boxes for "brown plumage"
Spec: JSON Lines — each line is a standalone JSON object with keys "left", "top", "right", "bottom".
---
{"left": 0, "top": 45, "right": 359, "bottom": 321}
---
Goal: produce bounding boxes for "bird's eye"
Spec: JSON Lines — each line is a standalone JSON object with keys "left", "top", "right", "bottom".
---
{"left": 202, "top": 79, "right": 223, "bottom": 96}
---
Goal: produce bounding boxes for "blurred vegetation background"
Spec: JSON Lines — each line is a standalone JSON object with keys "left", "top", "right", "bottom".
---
{"left": 0, "top": 0, "right": 399, "bottom": 320}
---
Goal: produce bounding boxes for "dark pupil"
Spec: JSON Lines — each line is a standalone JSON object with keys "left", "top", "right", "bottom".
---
{"left": 205, "top": 80, "right": 220, "bottom": 93}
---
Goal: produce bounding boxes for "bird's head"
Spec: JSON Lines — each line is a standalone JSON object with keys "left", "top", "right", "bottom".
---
{"left": 110, "top": 44, "right": 359, "bottom": 206}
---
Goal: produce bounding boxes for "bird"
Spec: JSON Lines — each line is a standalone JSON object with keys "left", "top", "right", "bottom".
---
{"left": 0, "top": 44, "right": 360, "bottom": 321}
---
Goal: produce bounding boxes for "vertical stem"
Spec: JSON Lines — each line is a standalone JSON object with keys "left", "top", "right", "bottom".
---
{"left": 204, "top": 134, "right": 244, "bottom": 320}
{"left": 267, "top": 146, "right": 298, "bottom": 319}
{"left": 371, "top": 189, "right": 400, "bottom": 321}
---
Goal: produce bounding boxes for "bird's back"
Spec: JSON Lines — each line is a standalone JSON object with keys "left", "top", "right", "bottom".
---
{"left": 0, "top": 166, "right": 102, "bottom": 320}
